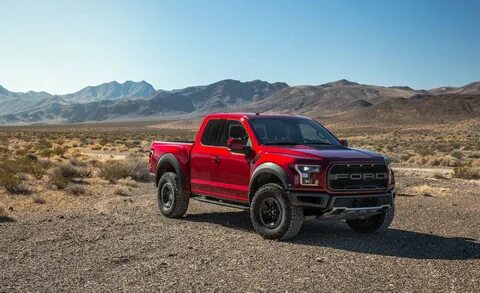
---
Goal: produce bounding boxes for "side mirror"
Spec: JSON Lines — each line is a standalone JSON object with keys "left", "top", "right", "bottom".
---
{"left": 339, "top": 139, "right": 349, "bottom": 147}
{"left": 227, "top": 137, "right": 252, "bottom": 156}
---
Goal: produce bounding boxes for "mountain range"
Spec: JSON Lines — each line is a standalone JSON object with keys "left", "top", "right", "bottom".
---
{"left": 0, "top": 79, "right": 479, "bottom": 124}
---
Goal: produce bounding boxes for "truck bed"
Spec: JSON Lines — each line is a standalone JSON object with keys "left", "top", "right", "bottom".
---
{"left": 149, "top": 141, "right": 194, "bottom": 175}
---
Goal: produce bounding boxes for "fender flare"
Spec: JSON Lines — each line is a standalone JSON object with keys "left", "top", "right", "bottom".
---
{"left": 156, "top": 153, "right": 186, "bottom": 194}
{"left": 249, "top": 162, "right": 289, "bottom": 198}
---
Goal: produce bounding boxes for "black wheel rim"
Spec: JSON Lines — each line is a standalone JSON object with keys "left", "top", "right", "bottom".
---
{"left": 161, "top": 183, "right": 174, "bottom": 208}
{"left": 259, "top": 196, "right": 282, "bottom": 229}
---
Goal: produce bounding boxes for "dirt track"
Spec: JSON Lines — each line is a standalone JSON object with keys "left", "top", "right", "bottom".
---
{"left": 1, "top": 171, "right": 479, "bottom": 292}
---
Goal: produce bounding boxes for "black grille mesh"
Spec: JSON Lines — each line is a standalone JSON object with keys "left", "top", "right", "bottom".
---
{"left": 328, "top": 164, "right": 388, "bottom": 191}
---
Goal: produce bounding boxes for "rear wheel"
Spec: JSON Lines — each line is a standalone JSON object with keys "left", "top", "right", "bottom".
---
{"left": 346, "top": 205, "right": 395, "bottom": 233}
{"left": 157, "top": 172, "right": 189, "bottom": 218}
{"left": 250, "top": 183, "right": 304, "bottom": 240}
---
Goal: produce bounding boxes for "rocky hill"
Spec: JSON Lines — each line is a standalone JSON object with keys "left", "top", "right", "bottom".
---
{"left": 0, "top": 79, "right": 479, "bottom": 124}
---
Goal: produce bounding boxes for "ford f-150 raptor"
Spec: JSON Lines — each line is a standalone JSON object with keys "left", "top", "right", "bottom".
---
{"left": 149, "top": 113, "right": 395, "bottom": 240}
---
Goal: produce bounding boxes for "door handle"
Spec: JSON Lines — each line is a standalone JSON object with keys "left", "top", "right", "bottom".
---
{"left": 211, "top": 155, "right": 221, "bottom": 163}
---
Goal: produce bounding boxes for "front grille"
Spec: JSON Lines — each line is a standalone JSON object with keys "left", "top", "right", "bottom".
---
{"left": 328, "top": 164, "right": 388, "bottom": 191}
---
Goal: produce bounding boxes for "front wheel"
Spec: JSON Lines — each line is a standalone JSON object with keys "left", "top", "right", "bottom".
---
{"left": 346, "top": 205, "right": 395, "bottom": 233}
{"left": 250, "top": 183, "right": 304, "bottom": 240}
{"left": 157, "top": 172, "right": 189, "bottom": 218}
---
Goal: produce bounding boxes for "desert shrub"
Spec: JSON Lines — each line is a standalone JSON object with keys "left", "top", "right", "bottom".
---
{"left": 69, "top": 159, "right": 89, "bottom": 168}
{"left": 65, "top": 184, "right": 86, "bottom": 196}
{"left": 99, "top": 158, "right": 150, "bottom": 183}
{"left": 15, "top": 148, "right": 29, "bottom": 156}
{"left": 28, "top": 162, "right": 47, "bottom": 180}
{"left": 0, "top": 172, "right": 30, "bottom": 194}
{"left": 32, "top": 195, "right": 46, "bottom": 204}
{"left": 99, "top": 161, "right": 129, "bottom": 183}
{"left": 0, "top": 157, "right": 46, "bottom": 179}
{"left": 0, "top": 205, "right": 14, "bottom": 222}
{"left": 433, "top": 173, "right": 448, "bottom": 180}
{"left": 80, "top": 136, "right": 89, "bottom": 146}
{"left": 0, "top": 206, "right": 7, "bottom": 217}
{"left": 453, "top": 162, "right": 480, "bottom": 180}
{"left": 118, "top": 178, "right": 139, "bottom": 187}
{"left": 35, "top": 138, "right": 52, "bottom": 150}
{"left": 38, "top": 158, "right": 52, "bottom": 170}
{"left": 51, "top": 163, "right": 91, "bottom": 181}
{"left": 416, "top": 146, "right": 434, "bottom": 157}
{"left": 450, "top": 150, "right": 463, "bottom": 160}
{"left": 427, "top": 155, "right": 460, "bottom": 167}
{"left": 0, "top": 146, "right": 8, "bottom": 154}
{"left": 52, "top": 146, "right": 66, "bottom": 156}
{"left": 127, "top": 160, "right": 151, "bottom": 182}
{"left": 38, "top": 148, "right": 54, "bottom": 157}
{"left": 115, "top": 187, "right": 132, "bottom": 197}
{"left": 49, "top": 176, "right": 69, "bottom": 189}
{"left": 468, "top": 152, "right": 480, "bottom": 159}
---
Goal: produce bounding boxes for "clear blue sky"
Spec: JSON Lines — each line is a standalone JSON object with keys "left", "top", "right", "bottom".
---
{"left": 1, "top": 0, "right": 479, "bottom": 94}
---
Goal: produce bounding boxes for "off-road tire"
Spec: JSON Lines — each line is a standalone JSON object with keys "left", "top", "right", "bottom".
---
{"left": 346, "top": 204, "right": 395, "bottom": 233}
{"left": 157, "top": 172, "right": 189, "bottom": 218}
{"left": 250, "top": 183, "right": 304, "bottom": 240}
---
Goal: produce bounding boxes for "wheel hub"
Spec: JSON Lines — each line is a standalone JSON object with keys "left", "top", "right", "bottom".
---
{"left": 161, "top": 183, "right": 174, "bottom": 208}
{"left": 259, "top": 197, "right": 282, "bottom": 229}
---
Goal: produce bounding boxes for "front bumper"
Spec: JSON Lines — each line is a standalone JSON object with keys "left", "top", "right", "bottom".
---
{"left": 287, "top": 190, "right": 395, "bottom": 212}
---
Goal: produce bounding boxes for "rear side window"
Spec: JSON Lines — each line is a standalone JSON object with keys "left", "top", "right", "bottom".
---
{"left": 201, "top": 119, "right": 249, "bottom": 146}
{"left": 201, "top": 119, "right": 223, "bottom": 146}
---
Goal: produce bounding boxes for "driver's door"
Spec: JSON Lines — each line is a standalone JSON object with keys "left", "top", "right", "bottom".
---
{"left": 190, "top": 119, "right": 252, "bottom": 202}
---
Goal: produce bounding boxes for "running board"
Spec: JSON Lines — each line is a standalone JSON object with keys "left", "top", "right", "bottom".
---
{"left": 192, "top": 196, "right": 249, "bottom": 210}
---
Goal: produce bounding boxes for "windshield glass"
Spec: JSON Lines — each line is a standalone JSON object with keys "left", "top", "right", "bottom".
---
{"left": 249, "top": 117, "right": 341, "bottom": 146}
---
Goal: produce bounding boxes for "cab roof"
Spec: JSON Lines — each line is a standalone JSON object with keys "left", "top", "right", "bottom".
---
{"left": 204, "top": 112, "right": 307, "bottom": 120}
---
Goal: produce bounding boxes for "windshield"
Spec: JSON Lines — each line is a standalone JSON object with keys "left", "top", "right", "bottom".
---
{"left": 249, "top": 117, "right": 341, "bottom": 146}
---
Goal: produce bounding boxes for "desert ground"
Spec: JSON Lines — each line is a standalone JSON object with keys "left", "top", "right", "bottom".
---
{"left": 1, "top": 118, "right": 479, "bottom": 292}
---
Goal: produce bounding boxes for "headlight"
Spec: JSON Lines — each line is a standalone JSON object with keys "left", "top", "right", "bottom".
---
{"left": 294, "top": 164, "right": 321, "bottom": 186}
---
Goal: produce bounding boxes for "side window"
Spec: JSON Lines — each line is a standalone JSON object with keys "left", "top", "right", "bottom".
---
{"left": 218, "top": 120, "right": 248, "bottom": 146}
{"left": 200, "top": 119, "right": 249, "bottom": 147}
{"left": 201, "top": 119, "right": 223, "bottom": 146}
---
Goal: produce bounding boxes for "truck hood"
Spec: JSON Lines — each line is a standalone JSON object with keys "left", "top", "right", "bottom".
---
{"left": 262, "top": 145, "right": 386, "bottom": 163}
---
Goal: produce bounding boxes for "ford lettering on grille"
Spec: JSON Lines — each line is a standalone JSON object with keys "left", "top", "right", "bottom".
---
{"left": 328, "top": 164, "right": 389, "bottom": 191}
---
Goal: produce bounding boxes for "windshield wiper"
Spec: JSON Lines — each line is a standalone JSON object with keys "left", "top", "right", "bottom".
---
{"left": 263, "top": 142, "right": 300, "bottom": 146}
{"left": 305, "top": 142, "right": 332, "bottom": 146}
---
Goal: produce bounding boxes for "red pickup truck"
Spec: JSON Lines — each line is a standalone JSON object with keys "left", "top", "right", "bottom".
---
{"left": 149, "top": 113, "right": 395, "bottom": 240}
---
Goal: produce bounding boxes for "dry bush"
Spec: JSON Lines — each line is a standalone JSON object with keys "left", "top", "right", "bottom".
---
{"left": 450, "top": 150, "right": 463, "bottom": 160}
{"left": 49, "top": 176, "right": 69, "bottom": 190}
{"left": 52, "top": 146, "right": 66, "bottom": 156}
{"left": 51, "top": 163, "right": 91, "bottom": 181}
{"left": 99, "top": 161, "right": 129, "bottom": 183}
{"left": 49, "top": 163, "right": 91, "bottom": 189}
{"left": 426, "top": 155, "right": 461, "bottom": 167}
{"left": 416, "top": 146, "right": 434, "bottom": 157}
{"left": 410, "top": 184, "right": 449, "bottom": 197}
{"left": 433, "top": 173, "right": 449, "bottom": 180}
{"left": 0, "top": 206, "right": 14, "bottom": 222}
{"left": 99, "top": 157, "right": 150, "bottom": 183}
{"left": 32, "top": 195, "right": 46, "bottom": 204}
{"left": 115, "top": 187, "right": 132, "bottom": 197}
{"left": 37, "top": 149, "right": 54, "bottom": 157}
{"left": 0, "top": 206, "right": 7, "bottom": 217}
{"left": 118, "top": 178, "right": 139, "bottom": 187}
{"left": 35, "top": 138, "right": 52, "bottom": 150}
{"left": 453, "top": 163, "right": 480, "bottom": 180}
{"left": 0, "top": 172, "right": 30, "bottom": 194}
{"left": 468, "top": 152, "right": 480, "bottom": 159}
{"left": 65, "top": 184, "right": 86, "bottom": 196}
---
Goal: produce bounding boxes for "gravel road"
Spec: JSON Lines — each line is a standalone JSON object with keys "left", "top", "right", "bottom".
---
{"left": 1, "top": 172, "right": 479, "bottom": 292}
